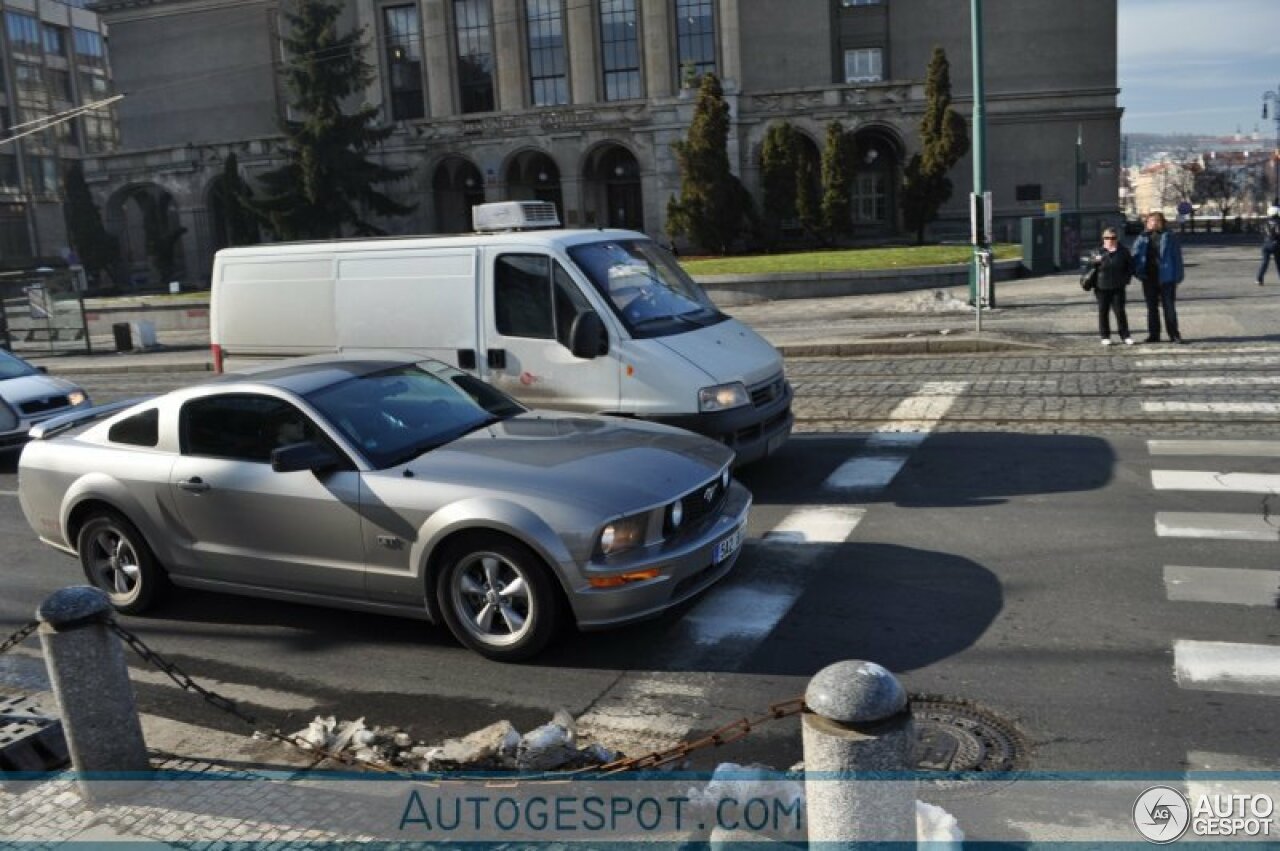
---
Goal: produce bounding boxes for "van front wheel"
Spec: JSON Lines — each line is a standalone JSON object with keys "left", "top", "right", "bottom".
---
{"left": 436, "top": 535, "right": 562, "bottom": 662}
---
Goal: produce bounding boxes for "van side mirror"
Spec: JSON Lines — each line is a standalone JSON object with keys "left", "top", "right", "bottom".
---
{"left": 271, "top": 440, "right": 340, "bottom": 474}
{"left": 569, "top": 310, "right": 609, "bottom": 359}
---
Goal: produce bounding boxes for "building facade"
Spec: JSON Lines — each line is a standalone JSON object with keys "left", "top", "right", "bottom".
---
{"left": 85, "top": 0, "right": 1121, "bottom": 287}
{"left": 0, "top": 0, "right": 116, "bottom": 267}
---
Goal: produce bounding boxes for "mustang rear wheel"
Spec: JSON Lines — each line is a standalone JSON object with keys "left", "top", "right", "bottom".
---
{"left": 76, "top": 511, "right": 164, "bottom": 615}
{"left": 436, "top": 535, "right": 561, "bottom": 662}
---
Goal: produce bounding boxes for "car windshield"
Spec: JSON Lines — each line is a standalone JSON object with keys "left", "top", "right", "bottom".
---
{"left": 305, "top": 362, "right": 524, "bottom": 469}
{"left": 0, "top": 349, "right": 39, "bottom": 380}
{"left": 567, "top": 239, "right": 725, "bottom": 338}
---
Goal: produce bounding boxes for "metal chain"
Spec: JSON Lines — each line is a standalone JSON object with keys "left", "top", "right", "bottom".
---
{"left": 108, "top": 621, "right": 804, "bottom": 782}
{"left": 0, "top": 621, "right": 38, "bottom": 656}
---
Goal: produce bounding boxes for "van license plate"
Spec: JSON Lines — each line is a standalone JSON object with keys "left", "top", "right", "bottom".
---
{"left": 713, "top": 526, "right": 744, "bottom": 565}
{"left": 766, "top": 432, "right": 787, "bottom": 456}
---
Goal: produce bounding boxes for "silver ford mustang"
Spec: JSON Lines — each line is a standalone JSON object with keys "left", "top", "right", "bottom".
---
{"left": 18, "top": 354, "right": 750, "bottom": 661}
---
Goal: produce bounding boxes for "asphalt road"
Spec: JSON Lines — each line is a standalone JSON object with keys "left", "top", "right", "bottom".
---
{"left": 2, "top": 338, "right": 1278, "bottom": 776}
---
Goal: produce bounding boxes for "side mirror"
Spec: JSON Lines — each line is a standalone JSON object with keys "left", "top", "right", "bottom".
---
{"left": 271, "top": 440, "right": 340, "bottom": 474}
{"left": 569, "top": 310, "right": 609, "bottom": 359}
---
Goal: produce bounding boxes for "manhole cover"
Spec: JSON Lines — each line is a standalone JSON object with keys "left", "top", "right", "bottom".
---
{"left": 910, "top": 695, "right": 1027, "bottom": 782}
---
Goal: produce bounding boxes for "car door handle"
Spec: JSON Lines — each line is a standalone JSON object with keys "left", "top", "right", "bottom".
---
{"left": 177, "top": 477, "right": 211, "bottom": 493}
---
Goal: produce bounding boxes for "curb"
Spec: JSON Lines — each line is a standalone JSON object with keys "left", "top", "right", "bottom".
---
{"left": 39, "top": 359, "right": 214, "bottom": 376}
{"left": 777, "top": 336, "right": 1055, "bottom": 357}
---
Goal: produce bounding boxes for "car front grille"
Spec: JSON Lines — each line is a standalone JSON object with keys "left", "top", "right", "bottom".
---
{"left": 18, "top": 395, "right": 71, "bottom": 416}
{"left": 749, "top": 373, "right": 786, "bottom": 408}
{"left": 669, "top": 472, "right": 729, "bottom": 535}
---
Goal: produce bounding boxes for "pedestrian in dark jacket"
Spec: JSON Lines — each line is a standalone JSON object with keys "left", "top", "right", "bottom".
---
{"left": 1257, "top": 206, "right": 1280, "bottom": 286}
{"left": 1131, "top": 211, "right": 1186, "bottom": 343}
{"left": 1090, "top": 226, "right": 1134, "bottom": 345}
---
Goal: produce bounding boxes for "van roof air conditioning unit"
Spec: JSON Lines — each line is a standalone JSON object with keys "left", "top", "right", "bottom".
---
{"left": 472, "top": 201, "right": 561, "bottom": 233}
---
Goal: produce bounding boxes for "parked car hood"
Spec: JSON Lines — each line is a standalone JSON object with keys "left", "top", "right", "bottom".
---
{"left": 393, "top": 412, "right": 733, "bottom": 514}
{"left": 652, "top": 318, "right": 783, "bottom": 387}
{"left": 0, "top": 373, "right": 80, "bottom": 406}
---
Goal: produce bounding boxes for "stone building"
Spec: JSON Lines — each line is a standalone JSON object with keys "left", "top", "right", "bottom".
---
{"left": 85, "top": 0, "right": 1121, "bottom": 287}
{"left": 0, "top": 0, "right": 116, "bottom": 266}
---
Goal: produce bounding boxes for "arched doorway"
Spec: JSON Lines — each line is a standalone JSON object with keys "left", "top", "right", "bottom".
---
{"left": 583, "top": 144, "right": 642, "bottom": 230}
{"left": 850, "top": 126, "right": 904, "bottom": 236}
{"left": 105, "top": 184, "right": 187, "bottom": 290}
{"left": 432, "top": 156, "right": 485, "bottom": 233}
{"left": 504, "top": 150, "right": 563, "bottom": 218}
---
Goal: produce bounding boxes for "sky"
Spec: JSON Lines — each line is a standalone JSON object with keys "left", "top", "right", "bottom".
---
{"left": 1117, "top": 0, "right": 1280, "bottom": 138}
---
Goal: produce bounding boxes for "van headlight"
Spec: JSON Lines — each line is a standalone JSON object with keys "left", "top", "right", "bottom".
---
{"left": 598, "top": 513, "right": 650, "bottom": 556}
{"left": 698, "top": 382, "right": 749, "bottom": 412}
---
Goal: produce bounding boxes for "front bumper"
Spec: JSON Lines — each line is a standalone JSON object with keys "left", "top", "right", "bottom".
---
{"left": 569, "top": 481, "right": 752, "bottom": 630}
{"left": 650, "top": 381, "right": 793, "bottom": 466}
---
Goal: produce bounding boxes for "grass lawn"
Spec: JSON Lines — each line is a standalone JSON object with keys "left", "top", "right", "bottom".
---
{"left": 680, "top": 243, "right": 1016, "bottom": 277}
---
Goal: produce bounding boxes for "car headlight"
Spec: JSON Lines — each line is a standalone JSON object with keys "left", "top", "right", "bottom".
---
{"left": 668, "top": 499, "right": 683, "bottom": 531}
{"left": 599, "top": 513, "right": 650, "bottom": 556}
{"left": 721, "top": 466, "right": 731, "bottom": 489}
{"left": 698, "top": 382, "right": 749, "bottom": 412}
{"left": 67, "top": 390, "right": 88, "bottom": 407}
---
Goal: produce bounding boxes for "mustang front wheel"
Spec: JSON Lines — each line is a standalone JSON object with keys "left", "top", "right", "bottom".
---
{"left": 76, "top": 511, "right": 164, "bottom": 614}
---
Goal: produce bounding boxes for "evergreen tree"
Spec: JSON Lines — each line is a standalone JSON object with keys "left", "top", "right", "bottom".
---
{"left": 665, "top": 73, "right": 752, "bottom": 254}
{"left": 795, "top": 142, "right": 821, "bottom": 237}
{"left": 62, "top": 163, "right": 119, "bottom": 286}
{"left": 901, "top": 46, "right": 970, "bottom": 244}
{"left": 819, "top": 121, "right": 853, "bottom": 241}
{"left": 252, "top": 0, "right": 413, "bottom": 240}
{"left": 215, "top": 152, "right": 260, "bottom": 247}
{"left": 139, "top": 192, "right": 187, "bottom": 285}
{"left": 760, "top": 120, "right": 798, "bottom": 245}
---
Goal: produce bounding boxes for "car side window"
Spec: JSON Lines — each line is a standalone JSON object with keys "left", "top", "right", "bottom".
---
{"left": 108, "top": 408, "right": 159, "bottom": 447}
{"left": 494, "top": 254, "right": 554, "bottom": 339}
{"left": 180, "top": 394, "right": 323, "bottom": 463}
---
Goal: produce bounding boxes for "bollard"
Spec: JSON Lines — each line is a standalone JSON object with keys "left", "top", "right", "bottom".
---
{"left": 802, "top": 660, "right": 916, "bottom": 846}
{"left": 36, "top": 586, "right": 149, "bottom": 793}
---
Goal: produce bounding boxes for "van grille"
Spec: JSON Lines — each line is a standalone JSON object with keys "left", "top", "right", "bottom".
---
{"left": 19, "top": 395, "right": 71, "bottom": 416}
{"left": 750, "top": 373, "right": 786, "bottom": 408}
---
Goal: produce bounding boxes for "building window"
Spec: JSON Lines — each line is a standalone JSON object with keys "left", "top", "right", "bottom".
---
{"left": 5, "top": 11, "right": 40, "bottom": 51}
{"left": 675, "top": 0, "right": 715, "bottom": 84}
{"left": 853, "top": 172, "right": 887, "bottom": 222}
{"left": 42, "top": 24, "right": 67, "bottom": 57}
{"left": 1015, "top": 184, "right": 1042, "bottom": 202}
{"left": 600, "top": 0, "right": 640, "bottom": 101}
{"left": 73, "top": 28, "right": 105, "bottom": 66}
{"left": 45, "top": 68, "right": 73, "bottom": 102}
{"left": 844, "top": 47, "right": 882, "bottom": 83}
{"left": 526, "top": 0, "right": 568, "bottom": 106}
{"left": 454, "top": 0, "right": 495, "bottom": 114}
{"left": 28, "top": 157, "right": 59, "bottom": 196}
{"left": 383, "top": 5, "right": 424, "bottom": 120}
{"left": 0, "top": 155, "right": 18, "bottom": 192}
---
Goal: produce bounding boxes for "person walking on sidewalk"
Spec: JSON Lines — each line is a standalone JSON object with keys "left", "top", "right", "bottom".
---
{"left": 1257, "top": 205, "right": 1280, "bottom": 286}
{"left": 1132, "top": 211, "right": 1186, "bottom": 343}
{"left": 1090, "top": 227, "right": 1134, "bottom": 346}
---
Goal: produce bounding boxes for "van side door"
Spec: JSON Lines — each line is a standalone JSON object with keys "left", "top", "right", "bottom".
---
{"left": 335, "top": 250, "right": 481, "bottom": 370}
{"left": 480, "top": 250, "right": 621, "bottom": 412}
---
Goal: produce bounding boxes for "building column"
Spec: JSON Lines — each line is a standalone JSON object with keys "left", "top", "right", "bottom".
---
{"left": 423, "top": 0, "right": 455, "bottom": 117}
{"left": 493, "top": 0, "right": 525, "bottom": 112}
{"left": 567, "top": 1, "right": 597, "bottom": 104}
{"left": 643, "top": 3, "right": 673, "bottom": 99}
{"left": 717, "top": 0, "right": 741, "bottom": 93}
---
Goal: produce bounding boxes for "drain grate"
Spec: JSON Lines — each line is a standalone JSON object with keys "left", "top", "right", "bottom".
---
{"left": 910, "top": 694, "right": 1027, "bottom": 775}
{"left": 0, "top": 695, "right": 69, "bottom": 773}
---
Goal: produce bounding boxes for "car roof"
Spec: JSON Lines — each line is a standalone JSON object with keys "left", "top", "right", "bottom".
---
{"left": 213, "top": 353, "right": 426, "bottom": 396}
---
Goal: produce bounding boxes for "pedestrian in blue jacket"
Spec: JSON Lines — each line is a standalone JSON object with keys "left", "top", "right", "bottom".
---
{"left": 1131, "top": 211, "right": 1185, "bottom": 343}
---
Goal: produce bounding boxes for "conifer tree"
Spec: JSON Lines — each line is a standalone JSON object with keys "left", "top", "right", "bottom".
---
{"left": 819, "top": 121, "right": 853, "bottom": 241}
{"left": 902, "top": 46, "right": 970, "bottom": 244}
{"left": 760, "top": 120, "right": 798, "bottom": 244}
{"left": 252, "top": 0, "right": 413, "bottom": 240}
{"left": 215, "top": 152, "right": 260, "bottom": 247}
{"left": 665, "top": 73, "right": 752, "bottom": 254}
{"left": 62, "top": 162, "right": 118, "bottom": 286}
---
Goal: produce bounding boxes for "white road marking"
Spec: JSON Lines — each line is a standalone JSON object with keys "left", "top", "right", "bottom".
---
{"left": 762, "top": 506, "right": 866, "bottom": 544}
{"left": 575, "top": 674, "right": 712, "bottom": 754}
{"left": 1174, "top": 641, "right": 1280, "bottom": 697}
{"left": 681, "top": 584, "right": 803, "bottom": 646}
{"left": 1152, "top": 470, "right": 1280, "bottom": 493}
{"left": 1149, "top": 440, "right": 1280, "bottom": 457}
{"left": 824, "top": 383, "right": 966, "bottom": 488}
{"left": 823, "top": 456, "right": 911, "bottom": 491}
{"left": 1144, "top": 401, "right": 1280, "bottom": 414}
{"left": 0, "top": 490, "right": 17, "bottom": 496}
{"left": 1185, "top": 752, "right": 1280, "bottom": 815}
{"left": 1141, "top": 375, "right": 1280, "bottom": 387}
{"left": 1137, "top": 355, "right": 1280, "bottom": 368}
{"left": 1163, "top": 565, "right": 1280, "bottom": 607}
{"left": 1155, "top": 512, "right": 1280, "bottom": 541}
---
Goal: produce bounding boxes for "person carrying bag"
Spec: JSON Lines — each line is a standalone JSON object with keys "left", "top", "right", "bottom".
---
{"left": 1089, "top": 226, "right": 1134, "bottom": 345}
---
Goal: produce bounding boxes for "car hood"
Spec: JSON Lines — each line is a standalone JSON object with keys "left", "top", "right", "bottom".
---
{"left": 0, "top": 373, "right": 80, "bottom": 406}
{"left": 397, "top": 412, "right": 733, "bottom": 515}
{"left": 652, "top": 318, "right": 783, "bottom": 387}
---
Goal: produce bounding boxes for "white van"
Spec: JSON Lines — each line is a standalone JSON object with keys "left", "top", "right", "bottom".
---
{"left": 210, "top": 202, "right": 792, "bottom": 465}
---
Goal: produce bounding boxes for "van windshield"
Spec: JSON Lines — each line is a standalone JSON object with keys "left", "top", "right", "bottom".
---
{"left": 566, "top": 240, "right": 726, "bottom": 339}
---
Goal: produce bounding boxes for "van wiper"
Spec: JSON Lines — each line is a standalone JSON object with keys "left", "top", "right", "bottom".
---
{"left": 630, "top": 312, "right": 702, "bottom": 330}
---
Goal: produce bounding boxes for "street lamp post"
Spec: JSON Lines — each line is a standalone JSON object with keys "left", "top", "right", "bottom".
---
{"left": 1264, "top": 83, "right": 1280, "bottom": 204}
{"left": 969, "top": 0, "right": 991, "bottom": 315}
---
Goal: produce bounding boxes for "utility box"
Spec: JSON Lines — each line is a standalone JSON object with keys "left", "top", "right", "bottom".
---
{"left": 1020, "top": 217, "right": 1056, "bottom": 275}
{"left": 130, "top": 320, "right": 157, "bottom": 349}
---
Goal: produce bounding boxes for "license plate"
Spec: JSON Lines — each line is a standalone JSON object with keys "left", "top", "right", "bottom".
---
{"left": 713, "top": 526, "right": 745, "bottom": 565}
{"left": 766, "top": 431, "right": 787, "bottom": 456}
